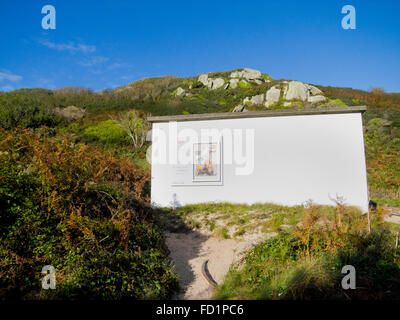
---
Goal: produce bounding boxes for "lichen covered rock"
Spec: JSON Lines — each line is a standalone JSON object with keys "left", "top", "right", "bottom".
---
{"left": 285, "top": 81, "right": 309, "bottom": 101}
{"left": 265, "top": 86, "right": 281, "bottom": 107}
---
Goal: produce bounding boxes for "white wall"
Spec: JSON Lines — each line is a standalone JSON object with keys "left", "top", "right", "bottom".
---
{"left": 150, "top": 113, "right": 369, "bottom": 212}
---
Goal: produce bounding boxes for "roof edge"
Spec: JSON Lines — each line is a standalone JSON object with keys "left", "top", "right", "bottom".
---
{"left": 147, "top": 106, "right": 367, "bottom": 123}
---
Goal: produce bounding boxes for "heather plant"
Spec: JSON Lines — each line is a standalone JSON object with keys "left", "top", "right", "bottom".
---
{"left": 0, "top": 128, "right": 178, "bottom": 299}
{"left": 215, "top": 203, "right": 400, "bottom": 300}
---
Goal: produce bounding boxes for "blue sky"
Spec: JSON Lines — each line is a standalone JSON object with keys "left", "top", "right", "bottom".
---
{"left": 1, "top": 0, "right": 399, "bottom": 92}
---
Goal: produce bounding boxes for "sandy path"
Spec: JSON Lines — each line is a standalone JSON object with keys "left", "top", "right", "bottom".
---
{"left": 165, "top": 230, "right": 263, "bottom": 300}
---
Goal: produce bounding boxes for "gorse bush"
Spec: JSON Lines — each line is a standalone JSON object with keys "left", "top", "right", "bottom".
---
{"left": 83, "top": 120, "right": 131, "bottom": 146}
{"left": 364, "top": 111, "right": 400, "bottom": 199}
{"left": 0, "top": 102, "right": 63, "bottom": 129}
{"left": 0, "top": 128, "right": 178, "bottom": 299}
{"left": 215, "top": 203, "right": 400, "bottom": 300}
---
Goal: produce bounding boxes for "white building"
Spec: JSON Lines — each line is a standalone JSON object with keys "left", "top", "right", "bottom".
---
{"left": 148, "top": 106, "right": 369, "bottom": 212}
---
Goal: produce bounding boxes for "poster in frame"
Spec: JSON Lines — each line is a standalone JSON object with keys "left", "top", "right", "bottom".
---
{"left": 192, "top": 141, "right": 222, "bottom": 182}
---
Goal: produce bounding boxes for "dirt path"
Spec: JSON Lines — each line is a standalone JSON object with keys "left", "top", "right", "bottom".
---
{"left": 165, "top": 230, "right": 267, "bottom": 300}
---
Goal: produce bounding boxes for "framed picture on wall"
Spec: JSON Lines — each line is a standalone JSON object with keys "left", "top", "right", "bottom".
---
{"left": 192, "top": 142, "right": 222, "bottom": 182}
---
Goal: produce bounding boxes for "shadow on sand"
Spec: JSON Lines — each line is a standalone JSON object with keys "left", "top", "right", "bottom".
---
{"left": 152, "top": 204, "right": 211, "bottom": 299}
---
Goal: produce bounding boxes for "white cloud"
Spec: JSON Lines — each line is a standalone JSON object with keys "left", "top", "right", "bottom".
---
{"left": 108, "top": 62, "right": 131, "bottom": 70}
{"left": 0, "top": 71, "right": 22, "bottom": 82}
{"left": 39, "top": 39, "right": 96, "bottom": 53}
{"left": 0, "top": 85, "right": 14, "bottom": 91}
{"left": 79, "top": 56, "right": 109, "bottom": 67}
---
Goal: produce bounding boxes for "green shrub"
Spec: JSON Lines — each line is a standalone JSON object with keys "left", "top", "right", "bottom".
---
{"left": 324, "top": 98, "right": 347, "bottom": 108}
{"left": 0, "top": 103, "right": 62, "bottom": 129}
{"left": 261, "top": 73, "right": 274, "bottom": 81}
{"left": 0, "top": 128, "right": 178, "bottom": 299}
{"left": 83, "top": 120, "right": 130, "bottom": 145}
{"left": 239, "top": 80, "right": 251, "bottom": 89}
{"left": 364, "top": 115, "right": 400, "bottom": 198}
{"left": 215, "top": 205, "right": 400, "bottom": 300}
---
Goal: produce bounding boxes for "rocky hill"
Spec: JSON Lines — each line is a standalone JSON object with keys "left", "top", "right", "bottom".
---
{"left": 181, "top": 68, "right": 330, "bottom": 111}
{"left": 2, "top": 68, "right": 399, "bottom": 120}
{"left": 112, "top": 68, "right": 349, "bottom": 115}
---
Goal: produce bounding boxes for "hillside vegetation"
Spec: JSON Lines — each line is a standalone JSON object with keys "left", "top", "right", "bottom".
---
{"left": 0, "top": 128, "right": 177, "bottom": 299}
{"left": 0, "top": 68, "right": 399, "bottom": 299}
{"left": 215, "top": 202, "right": 400, "bottom": 300}
{"left": 1, "top": 69, "right": 398, "bottom": 200}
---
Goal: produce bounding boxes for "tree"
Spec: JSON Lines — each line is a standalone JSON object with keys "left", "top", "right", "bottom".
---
{"left": 114, "top": 110, "right": 150, "bottom": 154}
{"left": 370, "top": 87, "right": 385, "bottom": 95}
